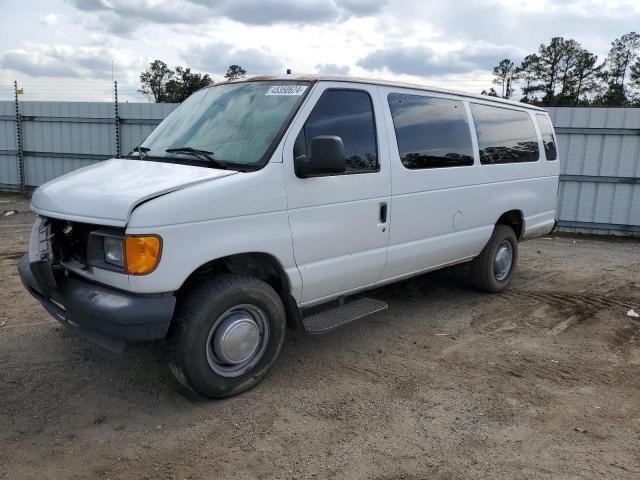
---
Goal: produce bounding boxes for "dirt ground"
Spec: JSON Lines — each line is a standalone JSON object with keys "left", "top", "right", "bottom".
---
{"left": 1, "top": 194, "right": 639, "bottom": 480}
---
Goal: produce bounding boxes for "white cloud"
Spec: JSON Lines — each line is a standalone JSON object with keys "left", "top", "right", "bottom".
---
{"left": 67, "top": 0, "right": 388, "bottom": 31}
{"left": 41, "top": 14, "right": 59, "bottom": 26}
{"left": 2, "top": 0, "right": 640, "bottom": 101}
{"left": 184, "top": 42, "right": 283, "bottom": 76}
{"left": 1, "top": 43, "right": 144, "bottom": 80}
{"left": 358, "top": 42, "right": 526, "bottom": 77}
{"left": 316, "top": 63, "right": 351, "bottom": 76}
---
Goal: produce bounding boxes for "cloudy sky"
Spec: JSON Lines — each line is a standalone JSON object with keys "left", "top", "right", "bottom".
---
{"left": 1, "top": 0, "right": 639, "bottom": 102}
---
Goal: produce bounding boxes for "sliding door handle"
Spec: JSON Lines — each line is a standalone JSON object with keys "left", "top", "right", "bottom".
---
{"left": 379, "top": 202, "right": 388, "bottom": 223}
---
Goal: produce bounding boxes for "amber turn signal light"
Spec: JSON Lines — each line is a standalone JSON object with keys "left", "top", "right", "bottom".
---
{"left": 124, "top": 235, "right": 162, "bottom": 275}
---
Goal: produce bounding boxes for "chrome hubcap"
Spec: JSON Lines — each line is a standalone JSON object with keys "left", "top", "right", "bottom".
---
{"left": 494, "top": 241, "right": 513, "bottom": 281}
{"left": 206, "top": 304, "right": 269, "bottom": 377}
{"left": 214, "top": 314, "right": 260, "bottom": 364}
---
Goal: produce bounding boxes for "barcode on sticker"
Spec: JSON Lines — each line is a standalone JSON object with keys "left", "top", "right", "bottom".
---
{"left": 266, "top": 85, "right": 308, "bottom": 96}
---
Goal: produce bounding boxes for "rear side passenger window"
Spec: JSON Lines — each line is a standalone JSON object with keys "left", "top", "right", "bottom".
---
{"left": 470, "top": 104, "right": 540, "bottom": 164}
{"left": 388, "top": 94, "right": 474, "bottom": 169}
{"left": 295, "top": 89, "right": 378, "bottom": 173}
{"left": 535, "top": 114, "right": 558, "bottom": 160}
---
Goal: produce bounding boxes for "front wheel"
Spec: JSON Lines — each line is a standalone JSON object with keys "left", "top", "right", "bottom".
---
{"left": 470, "top": 224, "right": 518, "bottom": 293}
{"left": 168, "top": 274, "right": 286, "bottom": 398}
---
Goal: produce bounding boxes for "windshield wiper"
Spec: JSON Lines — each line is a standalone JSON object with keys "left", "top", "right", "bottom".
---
{"left": 165, "top": 146, "right": 230, "bottom": 169}
{"left": 130, "top": 146, "right": 150, "bottom": 158}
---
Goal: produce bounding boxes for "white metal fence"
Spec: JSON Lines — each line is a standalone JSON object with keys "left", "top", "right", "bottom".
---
{"left": 548, "top": 107, "right": 640, "bottom": 235}
{"left": 0, "top": 100, "right": 177, "bottom": 191}
{"left": 1, "top": 101, "right": 639, "bottom": 236}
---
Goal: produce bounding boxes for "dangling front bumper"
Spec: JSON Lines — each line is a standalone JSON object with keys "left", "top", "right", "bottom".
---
{"left": 17, "top": 218, "right": 175, "bottom": 352}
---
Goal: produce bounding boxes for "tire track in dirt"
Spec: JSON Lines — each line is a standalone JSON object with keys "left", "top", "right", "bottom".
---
{"left": 0, "top": 250, "right": 25, "bottom": 260}
{"left": 504, "top": 289, "right": 634, "bottom": 312}
{"left": 489, "top": 283, "right": 640, "bottom": 337}
{"left": 502, "top": 287, "right": 640, "bottom": 333}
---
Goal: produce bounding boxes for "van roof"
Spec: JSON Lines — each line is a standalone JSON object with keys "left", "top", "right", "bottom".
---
{"left": 234, "top": 75, "right": 547, "bottom": 112}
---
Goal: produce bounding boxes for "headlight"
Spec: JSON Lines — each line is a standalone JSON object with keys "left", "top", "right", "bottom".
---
{"left": 103, "top": 237, "right": 124, "bottom": 267}
{"left": 91, "top": 233, "right": 161, "bottom": 275}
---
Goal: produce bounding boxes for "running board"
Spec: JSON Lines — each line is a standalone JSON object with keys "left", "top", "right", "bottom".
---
{"left": 302, "top": 297, "right": 388, "bottom": 334}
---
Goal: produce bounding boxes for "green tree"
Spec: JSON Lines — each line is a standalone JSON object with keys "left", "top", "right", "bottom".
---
{"left": 606, "top": 32, "right": 640, "bottom": 87}
{"left": 514, "top": 54, "right": 542, "bottom": 103}
{"left": 600, "top": 32, "right": 640, "bottom": 105}
{"left": 534, "top": 37, "right": 567, "bottom": 103}
{"left": 630, "top": 58, "right": 640, "bottom": 85}
{"left": 630, "top": 58, "right": 640, "bottom": 102}
{"left": 492, "top": 58, "right": 516, "bottom": 98}
{"left": 225, "top": 65, "right": 247, "bottom": 81}
{"left": 139, "top": 60, "right": 213, "bottom": 103}
{"left": 519, "top": 38, "right": 581, "bottom": 104}
{"left": 483, "top": 33, "right": 640, "bottom": 106}
{"left": 571, "top": 51, "right": 602, "bottom": 105}
{"left": 139, "top": 60, "right": 174, "bottom": 103}
{"left": 512, "top": 37, "right": 602, "bottom": 106}
{"left": 165, "top": 67, "right": 213, "bottom": 102}
{"left": 556, "top": 39, "right": 581, "bottom": 100}
{"left": 481, "top": 87, "right": 499, "bottom": 97}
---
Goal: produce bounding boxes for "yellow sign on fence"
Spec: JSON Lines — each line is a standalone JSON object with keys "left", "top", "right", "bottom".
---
{"left": 15, "top": 88, "right": 24, "bottom": 95}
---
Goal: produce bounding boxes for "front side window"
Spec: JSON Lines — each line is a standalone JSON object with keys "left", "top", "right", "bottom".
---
{"left": 295, "top": 89, "right": 378, "bottom": 173}
{"left": 535, "top": 114, "right": 558, "bottom": 160}
{"left": 388, "top": 93, "right": 474, "bottom": 169}
{"left": 471, "top": 104, "right": 540, "bottom": 164}
{"left": 139, "top": 81, "right": 310, "bottom": 168}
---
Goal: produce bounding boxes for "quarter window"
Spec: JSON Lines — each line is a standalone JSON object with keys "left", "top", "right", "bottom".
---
{"left": 471, "top": 104, "right": 540, "bottom": 164}
{"left": 535, "top": 114, "right": 558, "bottom": 160}
{"left": 388, "top": 94, "right": 474, "bottom": 169}
{"left": 295, "top": 89, "right": 378, "bottom": 173}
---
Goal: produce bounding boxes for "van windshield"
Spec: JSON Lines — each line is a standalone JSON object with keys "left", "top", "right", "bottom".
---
{"left": 137, "top": 81, "right": 311, "bottom": 168}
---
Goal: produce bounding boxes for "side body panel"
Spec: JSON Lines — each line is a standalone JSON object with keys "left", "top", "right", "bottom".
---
{"left": 282, "top": 82, "right": 392, "bottom": 305}
{"left": 379, "top": 85, "right": 558, "bottom": 281}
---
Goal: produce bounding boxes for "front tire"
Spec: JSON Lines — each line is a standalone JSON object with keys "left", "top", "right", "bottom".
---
{"left": 470, "top": 224, "right": 518, "bottom": 293}
{"left": 168, "top": 274, "right": 286, "bottom": 398}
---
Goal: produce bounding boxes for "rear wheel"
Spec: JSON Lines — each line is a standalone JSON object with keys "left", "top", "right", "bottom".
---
{"left": 168, "top": 274, "right": 286, "bottom": 398}
{"left": 470, "top": 224, "right": 518, "bottom": 293}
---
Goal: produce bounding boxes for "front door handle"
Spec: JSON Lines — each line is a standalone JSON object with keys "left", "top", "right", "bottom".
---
{"left": 379, "top": 202, "right": 388, "bottom": 223}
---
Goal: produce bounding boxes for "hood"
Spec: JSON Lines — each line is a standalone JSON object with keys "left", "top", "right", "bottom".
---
{"left": 31, "top": 158, "right": 237, "bottom": 226}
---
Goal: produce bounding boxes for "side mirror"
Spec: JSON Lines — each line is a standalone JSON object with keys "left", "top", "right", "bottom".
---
{"left": 295, "top": 135, "right": 346, "bottom": 177}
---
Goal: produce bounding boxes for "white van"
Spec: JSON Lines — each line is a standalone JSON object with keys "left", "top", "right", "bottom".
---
{"left": 18, "top": 76, "right": 559, "bottom": 398}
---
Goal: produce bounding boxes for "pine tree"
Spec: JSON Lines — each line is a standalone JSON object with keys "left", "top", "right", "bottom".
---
{"left": 492, "top": 59, "right": 516, "bottom": 98}
{"left": 601, "top": 32, "right": 640, "bottom": 105}
{"left": 225, "top": 65, "right": 247, "bottom": 81}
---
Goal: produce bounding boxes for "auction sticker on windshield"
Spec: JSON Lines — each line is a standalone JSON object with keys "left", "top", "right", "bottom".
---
{"left": 265, "top": 85, "right": 308, "bottom": 96}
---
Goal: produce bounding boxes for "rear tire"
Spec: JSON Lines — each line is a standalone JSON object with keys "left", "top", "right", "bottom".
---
{"left": 168, "top": 274, "right": 286, "bottom": 398}
{"left": 470, "top": 225, "right": 518, "bottom": 293}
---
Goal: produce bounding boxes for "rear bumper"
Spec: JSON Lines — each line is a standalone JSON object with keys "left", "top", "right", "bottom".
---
{"left": 18, "top": 255, "right": 175, "bottom": 351}
{"left": 521, "top": 215, "right": 557, "bottom": 241}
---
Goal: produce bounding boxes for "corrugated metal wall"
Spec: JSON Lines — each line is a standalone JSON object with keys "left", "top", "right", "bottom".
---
{"left": 547, "top": 107, "right": 640, "bottom": 235}
{"left": 0, "top": 100, "right": 178, "bottom": 190}
{"left": 119, "top": 103, "right": 178, "bottom": 156}
{"left": 1, "top": 102, "right": 639, "bottom": 236}
{"left": 0, "top": 101, "right": 20, "bottom": 189}
{"left": 20, "top": 102, "right": 116, "bottom": 186}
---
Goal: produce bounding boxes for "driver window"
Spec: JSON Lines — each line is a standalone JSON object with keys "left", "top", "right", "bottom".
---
{"left": 295, "top": 89, "right": 378, "bottom": 174}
